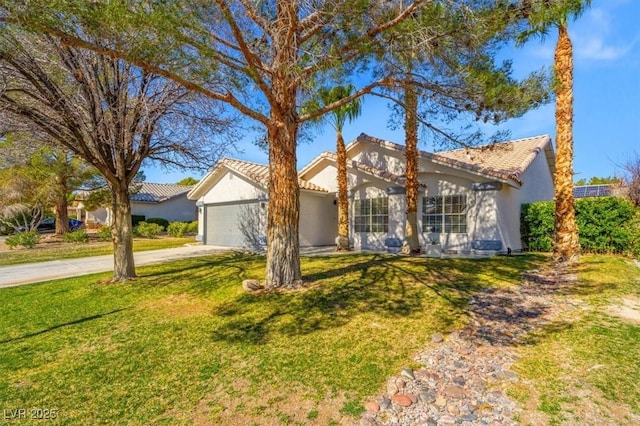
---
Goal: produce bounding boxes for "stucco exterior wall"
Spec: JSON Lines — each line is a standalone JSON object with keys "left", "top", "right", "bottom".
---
{"left": 299, "top": 192, "right": 337, "bottom": 246}
{"left": 350, "top": 144, "right": 405, "bottom": 176}
{"left": 201, "top": 171, "right": 266, "bottom": 204}
{"left": 493, "top": 152, "right": 555, "bottom": 251}
{"left": 305, "top": 162, "right": 339, "bottom": 193}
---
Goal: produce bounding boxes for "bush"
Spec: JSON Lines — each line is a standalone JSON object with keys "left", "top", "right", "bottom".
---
{"left": 5, "top": 231, "right": 40, "bottom": 249}
{"left": 187, "top": 221, "right": 198, "bottom": 234}
{"left": 97, "top": 226, "right": 112, "bottom": 241}
{"left": 167, "top": 222, "right": 189, "bottom": 237}
{"left": 521, "top": 197, "right": 640, "bottom": 255}
{"left": 146, "top": 217, "right": 169, "bottom": 230}
{"left": 521, "top": 202, "right": 554, "bottom": 252}
{"left": 131, "top": 215, "right": 146, "bottom": 227}
{"left": 134, "top": 221, "right": 164, "bottom": 238}
{"left": 63, "top": 229, "right": 89, "bottom": 243}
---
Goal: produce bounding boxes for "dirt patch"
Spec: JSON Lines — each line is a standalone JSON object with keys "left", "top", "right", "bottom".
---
{"left": 137, "top": 294, "right": 213, "bottom": 320}
{"left": 606, "top": 296, "right": 640, "bottom": 324}
{"left": 192, "top": 382, "right": 350, "bottom": 425}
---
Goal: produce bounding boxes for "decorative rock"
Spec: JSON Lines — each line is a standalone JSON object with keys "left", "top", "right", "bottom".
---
{"left": 453, "top": 375, "right": 466, "bottom": 386}
{"left": 438, "top": 414, "right": 456, "bottom": 424}
{"left": 495, "top": 370, "right": 517, "bottom": 380}
{"left": 242, "top": 279, "right": 263, "bottom": 292}
{"left": 364, "top": 401, "right": 380, "bottom": 413}
{"left": 400, "top": 367, "right": 415, "bottom": 380}
{"left": 446, "top": 403, "right": 460, "bottom": 416}
{"left": 391, "top": 394, "right": 413, "bottom": 407}
{"left": 378, "top": 396, "right": 391, "bottom": 410}
{"left": 386, "top": 381, "right": 399, "bottom": 395}
{"left": 419, "top": 390, "right": 436, "bottom": 404}
{"left": 359, "top": 267, "right": 575, "bottom": 426}
{"left": 443, "top": 385, "right": 465, "bottom": 399}
{"left": 461, "top": 413, "right": 478, "bottom": 422}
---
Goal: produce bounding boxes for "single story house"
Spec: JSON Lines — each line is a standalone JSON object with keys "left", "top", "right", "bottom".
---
{"left": 188, "top": 133, "right": 555, "bottom": 253}
{"left": 75, "top": 182, "right": 197, "bottom": 227}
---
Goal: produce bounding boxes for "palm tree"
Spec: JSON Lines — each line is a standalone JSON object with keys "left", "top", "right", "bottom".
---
{"left": 317, "top": 85, "right": 363, "bottom": 251}
{"left": 521, "top": 0, "right": 591, "bottom": 263}
{"left": 401, "top": 74, "right": 421, "bottom": 254}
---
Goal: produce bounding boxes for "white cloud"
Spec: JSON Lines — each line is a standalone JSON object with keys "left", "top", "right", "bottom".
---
{"left": 575, "top": 37, "right": 632, "bottom": 61}
{"left": 571, "top": 6, "right": 636, "bottom": 62}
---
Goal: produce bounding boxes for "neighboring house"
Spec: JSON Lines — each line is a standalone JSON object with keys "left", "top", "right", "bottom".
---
{"left": 188, "top": 133, "right": 555, "bottom": 253}
{"left": 75, "top": 183, "right": 197, "bottom": 227}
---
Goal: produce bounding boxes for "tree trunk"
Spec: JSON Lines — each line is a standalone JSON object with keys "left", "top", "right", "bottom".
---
{"left": 402, "top": 80, "right": 421, "bottom": 254}
{"left": 111, "top": 185, "right": 136, "bottom": 281}
{"left": 265, "top": 120, "right": 301, "bottom": 289}
{"left": 336, "top": 130, "right": 350, "bottom": 250}
{"left": 54, "top": 190, "right": 69, "bottom": 235}
{"left": 263, "top": 0, "right": 302, "bottom": 289}
{"left": 552, "top": 23, "right": 580, "bottom": 263}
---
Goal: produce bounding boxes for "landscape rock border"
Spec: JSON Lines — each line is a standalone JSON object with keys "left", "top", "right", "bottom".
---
{"left": 359, "top": 265, "right": 582, "bottom": 426}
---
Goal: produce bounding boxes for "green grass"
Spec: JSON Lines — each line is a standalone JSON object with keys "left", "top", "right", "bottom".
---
{"left": 508, "top": 255, "right": 640, "bottom": 424}
{"left": 0, "top": 253, "right": 544, "bottom": 425}
{"left": 0, "top": 237, "right": 194, "bottom": 266}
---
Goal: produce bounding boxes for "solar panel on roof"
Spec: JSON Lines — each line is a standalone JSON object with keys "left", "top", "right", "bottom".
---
{"left": 573, "top": 185, "right": 613, "bottom": 198}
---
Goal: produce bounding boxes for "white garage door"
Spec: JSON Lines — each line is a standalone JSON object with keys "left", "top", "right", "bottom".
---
{"left": 204, "top": 202, "right": 265, "bottom": 247}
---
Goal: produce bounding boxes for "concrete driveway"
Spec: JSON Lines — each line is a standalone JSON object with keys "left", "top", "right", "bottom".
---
{"left": 0, "top": 245, "right": 227, "bottom": 289}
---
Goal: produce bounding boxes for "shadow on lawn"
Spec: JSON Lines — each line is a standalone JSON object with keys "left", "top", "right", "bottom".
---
{"left": 210, "top": 254, "right": 546, "bottom": 345}
{"left": 0, "top": 307, "right": 130, "bottom": 344}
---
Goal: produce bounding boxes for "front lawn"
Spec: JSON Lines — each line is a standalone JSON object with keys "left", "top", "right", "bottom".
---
{"left": 508, "top": 255, "right": 640, "bottom": 425}
{"left": 0, "top": 236, "right": 195, "bottom": 266}
{"left": 0, "top": 253, "right": 543, "bottom": 425}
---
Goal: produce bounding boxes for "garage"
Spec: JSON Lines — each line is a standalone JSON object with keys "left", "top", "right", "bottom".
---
{"left": 204, "top": 201, "right": 266, "bottom": 247}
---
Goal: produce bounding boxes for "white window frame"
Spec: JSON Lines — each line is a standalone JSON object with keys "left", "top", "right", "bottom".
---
{"left": 353, "top": 197, "right": 389, "bottom": 233}
{"left": 422, "top": 195, "right": 468, "bottom": 234}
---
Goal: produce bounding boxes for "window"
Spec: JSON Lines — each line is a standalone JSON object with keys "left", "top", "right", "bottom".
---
{"left": 354, "top": 197, "right": 388, "bottom": 233}
{"left": 422, "top": 195, "right": 467, "bottom": 233}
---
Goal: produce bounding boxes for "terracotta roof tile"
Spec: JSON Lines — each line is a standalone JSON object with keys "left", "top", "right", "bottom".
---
{"left": 222, "top": 158, "right": 328, "bottom": 192}
{"left": 320, "top": 152, "right": 426, "bottom": 188}
{"left": 354, "top": 133, "right": 553, "bottom": 186}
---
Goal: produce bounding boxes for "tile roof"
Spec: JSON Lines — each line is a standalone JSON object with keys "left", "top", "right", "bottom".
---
{"left": 318, "top": 152, "right": 426, "bottom": 188}
{"left": 353, "top": 133, "right": 553, "bottom": 187}
{"left": 221, "top": 158, "right": 328, "bottom": 192}
{"left": 130, "top": 182, "right": 193, "bottom": 203}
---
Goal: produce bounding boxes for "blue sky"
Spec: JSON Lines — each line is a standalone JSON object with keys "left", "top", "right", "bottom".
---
{"left": 145, "top": 1, "right": 640, "bottom": 184}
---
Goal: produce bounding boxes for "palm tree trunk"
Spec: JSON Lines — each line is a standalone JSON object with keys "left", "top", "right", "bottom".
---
{"left": 402, "top": 80, "right": 421, "bottom": 254}
{"left": 553, "top": 23, "right": 580, "bottom": 262}
{"left": 336, "top": 130, "right": 350, "bottom": 250}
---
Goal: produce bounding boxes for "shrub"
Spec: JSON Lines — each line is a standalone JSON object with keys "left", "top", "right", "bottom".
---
{"left": 131, "top": 215, "right": 146, "bottom": 227}
{"left": 146, "top": 217, "right": 169, "bottom": 230}
{"left": 134, "top": 221, "right": 163, "bottom": 238}
{"left": 520, "top": 202, "right": 554, "bottom": 251}
{"left": 5, "top": 231, "right": 40, "bottom": 249}
{"left": 167, "top": 221, "right": 189, "bottom": 237}
{"left": 521, "top": 197, "right": 640, "bottom": 255}
{"left": 97, "top": 226, "right": 112, "bottom": 241}
{"left": 63, "top": 229, "right": 89, "bottom": 243}
{"left": 187, "top": 220, "right": 198, "bottom": 234}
